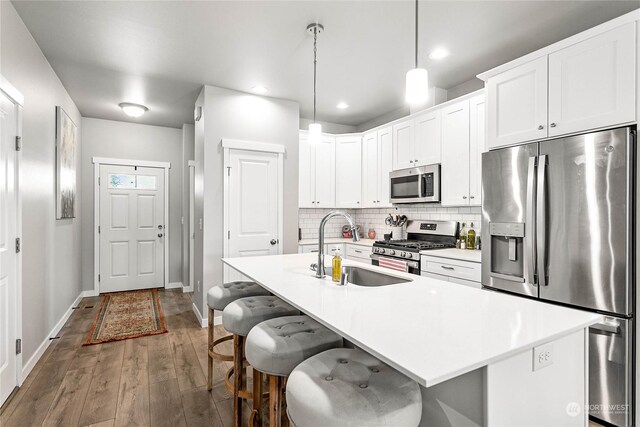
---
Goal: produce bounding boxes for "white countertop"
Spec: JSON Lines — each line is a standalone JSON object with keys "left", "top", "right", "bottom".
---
{"left": 223, "top": 253, "right": 601, "bottom": 388}
{"left": 298, "top": 238, "right": 376, "bottom": 247}
{"left": 420, "top": 248, "right": 482, "bottom": 263}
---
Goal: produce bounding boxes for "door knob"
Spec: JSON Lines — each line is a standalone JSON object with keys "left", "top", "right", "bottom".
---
{"left": 158, "top": 233, "right": 163, "bottom": 238}
{"left": 270, "top": 239, "right": 277, "bottom": 245}
{"left": 157, "top": 225, "right": 164, "bottom": 230}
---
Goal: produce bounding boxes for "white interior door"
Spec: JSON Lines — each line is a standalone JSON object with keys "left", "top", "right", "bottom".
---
{"left": 225, "top": 149, "right": 280, "bottom": 282}
{"left": 189, "top": 164, "right": 195, "bottom": 291}
{"left": 0, "top": 89, "right": 19, "bottom": 406}
{"left": 99, "top": 165, "right": 165, "bottom": 293}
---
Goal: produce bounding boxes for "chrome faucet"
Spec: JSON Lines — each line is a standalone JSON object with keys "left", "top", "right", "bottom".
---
{"left": 314, "top": 211, "right": 359, "bottom": 278}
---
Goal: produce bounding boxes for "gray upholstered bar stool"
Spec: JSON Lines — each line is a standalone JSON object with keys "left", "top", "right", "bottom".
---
{"left": 207, "top": 281, "right": 270, "bottom": 391}
{"left": 223, "top": 296, "right": 299, "bottom": 427}
{"left": 245, "top": 315, "right": 343, "bottom": 427}
{"left": 286, "top": 348, "right": 423, "bottom": 427}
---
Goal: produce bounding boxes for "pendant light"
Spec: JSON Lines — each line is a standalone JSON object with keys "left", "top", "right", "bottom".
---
{"left": 307, "top": 23, "right": 324, "bottom": 144}
{"left": 405, "top": 0, "right": 429, "bottom": 104}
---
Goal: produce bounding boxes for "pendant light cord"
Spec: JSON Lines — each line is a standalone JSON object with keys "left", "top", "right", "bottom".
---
{"left": 313, "top": 26, "right": 318, "bottom": 123}
{"left": 414, "top": 0, "right": 418, "bottom": 68}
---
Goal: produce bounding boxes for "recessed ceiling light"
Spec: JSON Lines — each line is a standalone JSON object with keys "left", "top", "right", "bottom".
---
{"left": 336, "top": 102, "right": 349, "bottom": 109}
{"left": 251, "top": 86, "right": 268, "bottom": 94}
{"left": 428, "top": 48, "right": 450, "bottom": 60}
{"left": 119, "top": 102, "right": 148, "bottom": 118}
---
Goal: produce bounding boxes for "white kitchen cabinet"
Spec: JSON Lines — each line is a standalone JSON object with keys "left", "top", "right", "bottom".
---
{"left": 377, "top": 127, "right": 393, "bottom": 208}
{"left": 486, "top": 56, "right": 548, "bottom": 149}
{"left": 298, "top": 132, "right": 336, "bottom": 208}
{"left": 335, "top": 135, "right": 362, "bottom": 208}
{"left": 548, "top": 22, "right": 636, "bottom": 137}
{"left": 441, "top": 99, "right": 471, "bottom": 206}
{"left": 362, "top": 127, "right": 393, "bottom": 208}
{"left": 362, "top": 131, "right": 379, "bottom": 208}
{"left": 469, "top": 94, "right": 486, "bottom": 204}
{"left": 392, "top": 119, "right": 415, "bottom": 170}
{"left": 345, "top": 244, "right": 371, "bottom": 264}
{"left": 421, "top": 254, "right": 482, "bottom": 286}
{"left": 414, "top": 110, "right": 441, "bottom": 166}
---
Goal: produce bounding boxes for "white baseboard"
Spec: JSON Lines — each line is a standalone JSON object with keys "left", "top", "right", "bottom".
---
{"left": 192, "top": 302, "right": 207, "bottom": 328}
{"left": 182, "top": 285, "right": 193, "bottom": 293}
{"left": 20, "top": 291, "right": 84, "bottom": 382}
{"left": 81, "top": 290, "right": 98, "bottom": 297}
{"left": 166, "top": 282, "right": 184, "bottom": 289}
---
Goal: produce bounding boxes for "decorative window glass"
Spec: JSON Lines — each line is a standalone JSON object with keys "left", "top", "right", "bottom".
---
{"left": 136, "top": 175, "right": 157, "bottom": 190}
{"left": 108, "top": 174, "right": 136, "bottom": 189}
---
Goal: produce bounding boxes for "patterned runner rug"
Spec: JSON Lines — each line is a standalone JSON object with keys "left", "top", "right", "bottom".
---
{"left": 84, "top": 289, "right": 168, "bottom": 345}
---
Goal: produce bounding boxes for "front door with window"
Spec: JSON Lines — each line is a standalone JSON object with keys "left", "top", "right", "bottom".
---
{"left": 99, "top": 165, "right": 165, "bottom": 293}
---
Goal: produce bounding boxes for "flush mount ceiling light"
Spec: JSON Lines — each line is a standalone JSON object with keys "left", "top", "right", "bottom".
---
{"left": 307, "top": 22, "right": 324, "bottom": 144}
{"left": 429, "top": 48, "right": 450, "bottom": 60}
{"left": 251, "top": 85, "right": 268, "bottom": 94}
{"left": 336, "top": 102, "right": 349, "bottom": 109}
{"left": 405, "top": 0, "right": 429, "bottom": 104}
{"left": 119, "top": 102, "right": 148, "bottom": 118}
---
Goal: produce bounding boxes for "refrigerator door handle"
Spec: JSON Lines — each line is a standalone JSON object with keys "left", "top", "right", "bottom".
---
{"left": 589, "top": 318, "right": 621, "bottom": 335}
{"left": 536, "top": 154, "right": 548, "bottom": 286}
{"left": 525, "top": 156, "right": 537, "bottom": 286}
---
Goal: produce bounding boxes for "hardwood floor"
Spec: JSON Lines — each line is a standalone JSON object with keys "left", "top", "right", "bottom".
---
{"left": 0, "top": 288, "right": 612, "bottom": 427}
{"left": 0, "top": 289, "right": 236, "bottom": 427}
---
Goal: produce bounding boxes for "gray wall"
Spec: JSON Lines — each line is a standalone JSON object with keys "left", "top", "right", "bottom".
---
{"left": 447, "top": 78, "right": 485, "bottom": 100}
{"left": 356, "top": 105, "right": 410, "bottom": 133}
{"left": 80, "top": 118, "right": 184, "bottom": 289}
{"left": 1, "top": 2, "right": 83, "bottom": 361}
{"left": 181, "top": 123, "right": 194, "bottom": 290}
{"left": 194, "top": 85, "right": 299, "bottom": 318}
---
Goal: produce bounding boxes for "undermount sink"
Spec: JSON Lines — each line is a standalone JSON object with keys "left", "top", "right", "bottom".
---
{"left": 324, "top": 265, "right": 412, "bottom": 287}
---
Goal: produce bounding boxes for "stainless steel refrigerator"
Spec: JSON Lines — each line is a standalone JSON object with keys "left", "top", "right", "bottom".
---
{"left": 481, "top": 126, "right": 636, "bottom": 427}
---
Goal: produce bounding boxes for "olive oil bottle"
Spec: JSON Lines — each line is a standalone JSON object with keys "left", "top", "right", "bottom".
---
{"left": 467, "top": 223, "right": 476, "bottom": 250}
{"left": 332, "top": 249, "right": 342, "bottom": 282}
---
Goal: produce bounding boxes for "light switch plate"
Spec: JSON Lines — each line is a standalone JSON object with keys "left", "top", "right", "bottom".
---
{"left": 533, "top": 343, "right": 553, "bottom": 371}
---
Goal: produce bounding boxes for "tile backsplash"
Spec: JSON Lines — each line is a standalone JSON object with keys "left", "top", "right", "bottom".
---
{"left": 299, "top": 205, "right": 481, "bottom": 240}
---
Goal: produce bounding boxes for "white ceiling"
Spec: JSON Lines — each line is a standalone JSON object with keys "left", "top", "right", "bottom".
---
{"left": 12, "top": 0, "right": 639, "bottom": 129}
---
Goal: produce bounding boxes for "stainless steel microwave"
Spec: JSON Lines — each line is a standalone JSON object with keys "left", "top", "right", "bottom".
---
{"left": 389, "top": 164, "right": 440, "bottom": 204}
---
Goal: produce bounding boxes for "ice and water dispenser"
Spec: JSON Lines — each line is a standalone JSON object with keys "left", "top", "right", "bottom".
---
{"left": 487, "top": 222, "right": 527, "bottom": 284}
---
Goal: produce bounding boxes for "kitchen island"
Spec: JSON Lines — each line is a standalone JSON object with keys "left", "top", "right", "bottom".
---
{"left": 223, "top": 253, "right": 602, "bottom": 426}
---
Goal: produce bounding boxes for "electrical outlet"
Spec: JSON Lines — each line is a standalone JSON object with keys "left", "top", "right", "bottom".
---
{"left": 533, "top": 343, "right": 553, "bottom": 371}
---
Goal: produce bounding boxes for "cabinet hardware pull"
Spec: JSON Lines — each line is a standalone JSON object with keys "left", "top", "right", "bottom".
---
{"left": 470, "top": 195, "right": 475, "bottom": 199}
{"left": 538, "top": 125, "right": 544, "bottom": 130}
{"left": 462, "top": 196, "right": 467, "bottom": 199}
{"left": 550, "top": 123, "right": 557, "bottom": 128}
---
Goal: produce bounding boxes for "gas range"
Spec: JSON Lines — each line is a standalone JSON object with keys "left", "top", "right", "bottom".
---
{"left": 371, "top": 220, "right": 459, "bottom": 273}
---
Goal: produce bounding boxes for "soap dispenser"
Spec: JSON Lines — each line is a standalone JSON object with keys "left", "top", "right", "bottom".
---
{"left": 332, "top": 249, "right": 342, "bottom": 282}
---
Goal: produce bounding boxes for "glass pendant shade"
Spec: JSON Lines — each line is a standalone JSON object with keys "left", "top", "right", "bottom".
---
{"left": 308, "top": 122, "right": 322, "bottom": 144}
{"left": 405, "top": 68, "right": 429, "bottom": 104}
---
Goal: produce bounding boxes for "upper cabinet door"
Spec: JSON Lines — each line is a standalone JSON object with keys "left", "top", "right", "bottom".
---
{"left": 298, "top": 132, "right": 316, "bottom": 208}
{"left": 548, "top": 22, "right": 636, "bottom": 137}
{"left": 392, "top": 119, "right": 415, "bottom": 170}
{"left": 487, "top": 56, "right": 548, "bottom": 149}
{"left": 469, "top": 94, "right": 486, "bottom": 206}
{"left": 377, "top": 126, "right": 394, "bottom": 208}
{"left": 314, "top": 135, "right": 336, "bottom": 208}
{"left": 335, "top": 136, "right": 362, "bottom": 208}
{"left": 441, "top": 99, "right": 471, "bottom": 206}
{"left": 414, "top": 110, "right": 441, "bottom": 166}
{"left": 362, "top": 131, "right": 378, "bottom": 208}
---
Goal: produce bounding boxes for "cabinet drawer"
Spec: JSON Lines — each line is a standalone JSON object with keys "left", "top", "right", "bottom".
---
{"left": 421, "top": 255, "right": 481, "bottom": 282}
{"left": 299, "top": 245, "right": 320, "bottom": 254}
{"left": 347, "top": 245, "right": 370, "bottom": 259}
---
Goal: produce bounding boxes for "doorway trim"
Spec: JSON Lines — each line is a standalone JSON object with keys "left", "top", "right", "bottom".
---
{"left": 0, "top": 75, "right": 24, "bottom": 388}
{"left": 187, "top": 160, "right": 195, "bottom": 293}
{"left": 92, "top": 157, "right": 171, "bottom": 295}
{"left": 221, "top": 139, "right": 285, "bottom": 281}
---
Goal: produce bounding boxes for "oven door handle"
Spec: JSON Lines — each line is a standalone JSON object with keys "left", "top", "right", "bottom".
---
{"left": 370, "top": 254, "right": 419, "bottom": 270}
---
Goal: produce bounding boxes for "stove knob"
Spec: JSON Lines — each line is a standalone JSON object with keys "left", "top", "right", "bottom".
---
{"left": 379, "top": 248, "right": 385, "bottom": 254}
{"left": 388, "top": 249, "right": 395, "bottom": 255}
{"left": 400, "top": 251, "right": 406, "bottom": 258}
